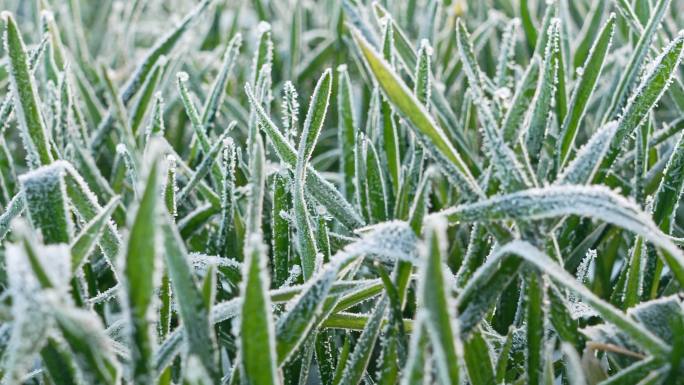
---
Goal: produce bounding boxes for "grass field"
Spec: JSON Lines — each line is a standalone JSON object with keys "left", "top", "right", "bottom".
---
{"left": 1, "top": 0, "right": 684, "bottom": 384}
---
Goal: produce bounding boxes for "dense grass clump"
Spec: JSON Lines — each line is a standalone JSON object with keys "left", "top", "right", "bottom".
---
{"left": 1, "top": 0, "right": 684, "bottom": 383}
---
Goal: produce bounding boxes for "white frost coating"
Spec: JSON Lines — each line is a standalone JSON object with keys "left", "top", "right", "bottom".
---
{"left": 183, "top": 355, "right": 211, "bottom": 384}
{"left": 19, "top": 161, "right": 74, "bottom": 242}
{"left": 281, "top": 265, "right": 302, "bottom": 289}
{"left": 627, "top": 295, "right": 683, "bottom": 341}
{"left": 50, "top": 304, "right": 120, "bottom": 384}
{"left": 190, "top": 253, "right": 242, "bottom": 271}
{"left": 257, "top": 21, "right": 271, "bottom": 34}
{"left": 436, "top": 184, "right": 684, "bottom": 262}
{"left": 351, "top": 221, "right": 420, "bottom": 263}
{"left": 0, "top": 192, "right": 25, "bottom": 240}
{"left": 418, "top": 39, "right": 433, "bottom": 56}
{"left": 281, "top": 82, "right": 300, "bottom": 144}
{"left": 115, "top": 143, "right": 127, "bottom": 154}
{"left": 176, "top": 71, "right": 189, "bottom": 82}
{"left": 494, "top": 87, "right": 512, "bottom": 100}
{"left": 2, "top": 239, "right": 51, "bottom": 382}
{"left": 557, "top": 121, "right": 618, "bottom": 184}
{"left": 576, "top": 249, "right": 596, "bottom": 284}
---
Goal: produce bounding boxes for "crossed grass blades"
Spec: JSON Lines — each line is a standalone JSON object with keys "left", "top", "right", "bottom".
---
{"left": 0, "top": 0, "right": 684, "bottom": 384}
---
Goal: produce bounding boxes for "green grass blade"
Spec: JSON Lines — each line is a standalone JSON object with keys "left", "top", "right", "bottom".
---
{"left": 51, "top": 306, "right": 121, "bottom": 385}
{"left": 526, "top": 19, "right": 560, "bottom": 165}
{"left": 63, "top": 163, "right": 122, "bottom": 262}
{"left": 161, "top": 216, "right": 219, "bottom": 382}
{"left": 572, "top": 0, "right": 606, "bottom": 70}
{"left": 501, "top": 57, "right": 540, "bottom": 143}
{"left": 129, "top": 60, "right": 166, "bottom": 138}
{"left": 3, "top": 12, "right": 54, "bottom": 166}
{"left": 0, "top": 192, "right": 25, "bottom": 241}
{"left": 365, "top": 139, "right": 388, "bottom": 222}
{"left": 558, "top": 13, "right": 616, "bottom": 169}
{"left": 337, "top": 298, "right": 388, "bottom": 385}
{"left": 603, "top": 0, "right": 672, "bottom": 122}
{"left": 526, "top": 273, "right": 545, "bottom": 385}
{"left": 337, "top": 64, "right": 357, "bottom": 200}
{"left": 557, "top": 122, "right": 618, "bottom": 185}
{"left": 463, "top": 329, "right": 496, "bottom": 385}
{"left": 438, "top": 184, "right": 684, "bottom": 285}
{"left": 350, "top": 26, "right": 481, "bottom": 197}
{"left": 456, "top": 19, "right": 531, "bottom": 191}
{"left": 419, "top": 219, "right": 460, "bottom": 385}
{"left": 246, "top": 84, "right": 364, "bottom": 229}
{"left": 239, "top": 234, "right": 278, "bottom": 385}
{"left": 597, "top": 31, "right": 684, "bottom": 182}
{"left": 123, "top": 159, "right": 160, "bottom": 384}
{"left": 272, "top": 171, "right": 290, "bottom": 287}
{"left": 70, "top": 196, "right": 120, "bottom": 272}
{"left": 89, "top": 0, "right": 212, "bottom": 151}
{"left": 486, "top": 241, "right": 670, "bottom": 357}
{"left": 294, "top": 69, "right": 332, "bottom": 279}
{"left": 652, "top": 130, "right": 684, "bottom": 233}
{"left": 201, "top": 33, "right": 242, "bottom": 128}
{"left": 520, "top": 0, "right": 537, "bottom": 51}
{"left": 20, "top": 163, "right": 73, "bottom": 244}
